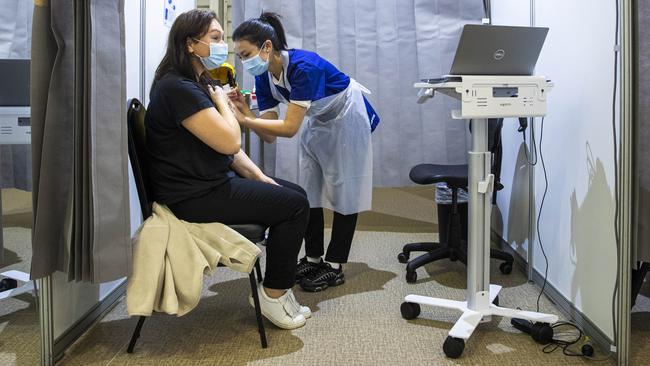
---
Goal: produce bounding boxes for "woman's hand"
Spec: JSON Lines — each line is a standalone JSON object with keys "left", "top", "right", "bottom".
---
{"left": 208, "top": 84, "right": 228, "bottom": 106}
{"left": 256, "top": 174, "right": 280, "bottom": 186}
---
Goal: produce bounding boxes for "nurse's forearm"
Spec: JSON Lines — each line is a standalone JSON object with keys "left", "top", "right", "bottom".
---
{"left": 243, "top": 104, "right": 306, "bottom": 137}
{"left": 243, "top": 117, "right": 300, "bottom": 138}
{"left": 241, "top": 110, "right": 277, "bottom": 143}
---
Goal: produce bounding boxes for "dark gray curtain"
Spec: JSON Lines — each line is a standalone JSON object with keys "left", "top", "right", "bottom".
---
{"left": 635, "top": 1, "right": 650, "bottom": 263}
{"left": 30, "top": 0, "right": 130, "bottom": 283}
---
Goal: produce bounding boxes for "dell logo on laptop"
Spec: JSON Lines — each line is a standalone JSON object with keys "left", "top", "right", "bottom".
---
{"left": 494, "top": 49, "right": 506, "bottom": 60}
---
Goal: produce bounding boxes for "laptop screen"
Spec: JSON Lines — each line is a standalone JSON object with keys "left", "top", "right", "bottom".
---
{"left": 449, "top": 25, "right": 549, "bottom": 76}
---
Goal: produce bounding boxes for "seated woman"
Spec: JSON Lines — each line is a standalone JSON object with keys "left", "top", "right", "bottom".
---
{"left": 144, "top": 9, "right": 310, "bottom": 330}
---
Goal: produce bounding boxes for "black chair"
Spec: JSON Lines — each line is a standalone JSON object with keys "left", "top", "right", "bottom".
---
{"left": 632, "top": 261, "right": 650, "bottom": 308}
{"left": 125, "top": 99, "right": 268, "bottom": 352}
{"left": 398, "top": 119, "right": 514, "bottom": 283}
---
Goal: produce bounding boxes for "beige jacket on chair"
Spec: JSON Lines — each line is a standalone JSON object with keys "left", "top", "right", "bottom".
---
{"left": 127, "top": 203, "right": 262, "bottom": 317}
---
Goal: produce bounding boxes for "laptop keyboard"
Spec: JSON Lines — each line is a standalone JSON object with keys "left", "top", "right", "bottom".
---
{"left": 420, "top": 76, "right": 462, "bottom": 84}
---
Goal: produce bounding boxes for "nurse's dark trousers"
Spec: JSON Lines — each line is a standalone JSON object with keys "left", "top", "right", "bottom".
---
{"left": 304, "top": 208, "right": 358, "bottom": 264}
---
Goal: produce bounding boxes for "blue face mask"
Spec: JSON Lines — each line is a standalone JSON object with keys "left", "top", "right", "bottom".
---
{"left": 242, "top": 46, "right": 270, "bottom": 76}
{"left": 196, "top": 40, "right": 228, "bottom": 70}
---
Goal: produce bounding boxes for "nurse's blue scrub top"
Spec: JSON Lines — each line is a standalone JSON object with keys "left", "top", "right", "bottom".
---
{"left": 254, "top": 49, "right": 379, "bottom": 131}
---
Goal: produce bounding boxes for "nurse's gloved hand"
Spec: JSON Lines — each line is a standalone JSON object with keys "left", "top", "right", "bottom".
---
{"left": 228, "top": 88, "right": 248, "bottom": 111}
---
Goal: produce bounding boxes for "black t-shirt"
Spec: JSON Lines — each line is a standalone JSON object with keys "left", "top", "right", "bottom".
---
{"left": 145, "top": 71, "right": 235, "bottom": 204}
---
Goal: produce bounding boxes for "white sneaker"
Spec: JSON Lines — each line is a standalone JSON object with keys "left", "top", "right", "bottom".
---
{"left": 250, "top": 284, "right": 307, "bottom": 329}
{"left": 285, "top": 289, "right": 312, "bottom": 319}
{"left": 249, "top": 289, "right": 312, "bottom": 319}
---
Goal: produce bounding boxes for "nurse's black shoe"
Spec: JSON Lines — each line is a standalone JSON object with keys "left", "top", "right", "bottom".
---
{"left": 295, "top": 257, "right": 321, "bottom": 283}
{"left": 299, "top": 262, "right": 345, "bottom": 292}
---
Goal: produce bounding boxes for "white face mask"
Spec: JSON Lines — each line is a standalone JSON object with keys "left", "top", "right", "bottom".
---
{"left": 195, "top": 39, "right": 228, "bottom": 70}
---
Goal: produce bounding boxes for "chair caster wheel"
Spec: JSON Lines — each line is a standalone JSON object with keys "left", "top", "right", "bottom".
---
{"left": 406, "top": 271, "right": 417, "bottom": 283}
{"left": 397, "top": 252, "right": 409, "bottom": 263}
{"left": 492, "top": 295, "right": 499, "bottom": 306}
{"left": 0, "top": 278, "right": 18, "bottom": 292}
{"left": 400, "top": 302, "right": 421, "bottom": 320}
{"left": 443, "top": 336, "right": 465, "bottom": 358}
{"left": 499, "top": 262, "right": 513, "bottom": 275}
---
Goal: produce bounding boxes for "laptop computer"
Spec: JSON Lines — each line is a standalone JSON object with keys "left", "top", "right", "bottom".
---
{"left": 423, "top": 24, "right": 549, "bottom": 84}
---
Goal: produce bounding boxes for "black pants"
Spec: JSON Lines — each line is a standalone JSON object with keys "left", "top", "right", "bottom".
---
{"left": 168, "top": 177, "right": 309, "bottom": 290}
{"left": 305, "top": 208, "right": 358, "bottom": 264}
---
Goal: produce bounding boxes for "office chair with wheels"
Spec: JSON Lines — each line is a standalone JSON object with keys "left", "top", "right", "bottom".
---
{"left": 632, "top": 261, "right": 650, "bottom": 308}
{"left": 397, "top": 119, "right": 514, "bottom": 283}
{"left": 125, "top": 99, "right": 268, "bottom": 352}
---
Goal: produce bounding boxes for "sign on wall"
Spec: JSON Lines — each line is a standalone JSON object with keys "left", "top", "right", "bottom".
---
{"left": 163, "top": 0, "right": 177, "bottom": 27}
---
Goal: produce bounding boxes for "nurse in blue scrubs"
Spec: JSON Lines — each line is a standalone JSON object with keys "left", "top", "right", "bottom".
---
{"left": 229, "top": 12, "right": 380, "bottom": 293}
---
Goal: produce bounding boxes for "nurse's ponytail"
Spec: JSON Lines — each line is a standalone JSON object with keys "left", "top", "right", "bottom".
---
{"left": 233, "top": 12, "right": 288, "bottom": 51}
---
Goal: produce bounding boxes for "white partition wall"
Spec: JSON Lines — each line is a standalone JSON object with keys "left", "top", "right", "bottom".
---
{"left": 144, "top": 0, "right": 197, "bottom": 105}
{"left": 533, "top": 0, "right": 619, "bottom": 342}
{"left": 492, "top": 0, "right": 619, "bottom": 348}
